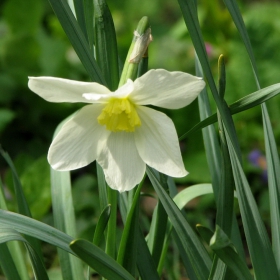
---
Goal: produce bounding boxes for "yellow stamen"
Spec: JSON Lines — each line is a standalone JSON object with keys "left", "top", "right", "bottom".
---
{"left": 98, "top": 98, "right": 141, "bottom": 132}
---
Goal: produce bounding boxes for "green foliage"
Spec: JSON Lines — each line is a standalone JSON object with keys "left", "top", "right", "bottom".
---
{"left": 1, "top": 0, "right": 280, "bottom": 279}
{"left": 21, "top": 156, "right": 51, "bottom": 220}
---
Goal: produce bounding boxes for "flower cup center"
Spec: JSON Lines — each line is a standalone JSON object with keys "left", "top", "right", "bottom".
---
{"left": 97, "top": 98, "right": 141, "bottom": 132}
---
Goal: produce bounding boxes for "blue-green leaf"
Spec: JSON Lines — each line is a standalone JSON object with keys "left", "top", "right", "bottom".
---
{"left": 147, "top": 167, "right": 211, "bottom": 279}
{"left": 0, "top": 228, "right": 48, "bottom": 280}
{"left": 226, "top": 134, "right": 279, "bottom": 279}
{"left": 70, "top": 239, "right": 134, "bottom": 280}
{"left": 48, "top": 0, "right": 106, "bottom": 84}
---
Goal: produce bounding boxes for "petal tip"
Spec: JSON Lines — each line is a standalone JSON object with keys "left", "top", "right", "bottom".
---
{"left": 170, "top": 169, "right": 189, "bottom": 178}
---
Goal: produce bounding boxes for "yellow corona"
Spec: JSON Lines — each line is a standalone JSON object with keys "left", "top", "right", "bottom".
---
{"left": 97, "top": 98, "right": 141, "bottom": 132}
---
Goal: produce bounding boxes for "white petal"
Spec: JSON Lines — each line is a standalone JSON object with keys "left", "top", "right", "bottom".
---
{"left": 97, "top": 132, "right": 146, "bottom": 192}
{"left": 113, "top": 79, "right": 134, "bottom": 98}
{"left": 28, "top": 77, "right": 111, "bottom": 103}
{"left": 83, "top": 79, "right": 134, "bottom": 102}
{"left": 48, "top": 104, "right": 110, "bottom": 170}
{"left": 130, "top": 69, "right": 205, "bottom": 109}
{"left": 135, "top": 106, "right": 188, "bottom": 177}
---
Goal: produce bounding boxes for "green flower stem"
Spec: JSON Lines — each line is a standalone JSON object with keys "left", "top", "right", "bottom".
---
{"left": 118, "top": 16, "right": 151, "bottom": 87}
{"left": 117, "top": 179, "right": 144, "bottom": 275}
{"left": 105, "top": 187, "right": 118, "bottom": 259}
{"left": 104, "top": 15, "right": 150, "bottom": 263}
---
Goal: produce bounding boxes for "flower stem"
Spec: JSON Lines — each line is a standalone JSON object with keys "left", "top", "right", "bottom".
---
{"left": 118, "top": 16, "right": 151, "bottom": 87}
{"left": 105, "top": 186, "right": 118, "bottom": 258}
{"left": 104, "top": 16, "right": 151, "bottom": 261}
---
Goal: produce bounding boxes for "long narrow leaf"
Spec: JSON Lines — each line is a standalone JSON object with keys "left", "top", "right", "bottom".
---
{"left": 150, "top": 171, "right": 205, "bottom": 279}
{"left": 117, "top": 183, "right": 142, "bottom": 275}
{"left": 0, "top": 148, "right": 43, "bottom": 261}
{"left": 196, "top": 56, "right": 221, "bottom": 195}
{"left": 137, "top": 228, "right": 160, "bottom": 280}
{"left": 93, "top": 205, "right": 111, "bottom": 246}
{"left": 116, "top": 182, "right": 160, "bottom": 279}
{"left": 0, "top": 228, "right": 49, "bottom": 280}
{"left": 215, "top": 72, "right": 278, "bottom": 278}
{"left": 173, "top": 184, "right": 213, "bottom": 209}
{"left": 0, "top": 210, "right": 139, "bottom": 278}
{"left": 73, "top": 0, "right": 87, "bottom": 38}
{"left": 224, "top": 0, "right": 280, "bottom": 274}
{"left": 171, "top": 230, "right": 199, "bottom": 280}
{"left": 51, "top": 168, "right": 84, "bottom": 280}
{"left": 96, "top": 162, "right": 108, "bottom": 211}
{"left": 216, "top": 55, "right": 234, "bottom": 236}
{"left": 94, "top": 0, "right": 119, "bottom": 90}
{"left": 48, "top": 118, "right": 84, "bottom": 279}
{"left": 147, "top": 173, "right": 168, "bottom": 268}
{"left": 119, "top": 192, "right": 128, "bottom": 222}
{"left": 197, "top": 226, "right": 252, "bottom": 280}
{"left": 48, "top": 0, "right": 106, "bottom": 84}
{"left": 176, "top": 0, "right": 254, "bottom": 159}
{"left": 0, "top": 209, "right": 74, "bottom": 253}
{"left": 262, "top": 105, "right": 280, "bottom": 271}
{"left": 226, "top": 133, "right": 279, "bottom": 279}
{"left": 196, "top": 55, "right": 244, "bottom": 264}
{"left": 70, "top": 239, "right": 134, "bottom": 280}
{"left": 229, "top": 84, "right": 280, "bottom": 112}
{"left": 180, "top": 83, "right": 280, "bottom": 139}
{"left": 83, "top": 0, "right": 94, "bottom": 49}
{"left": 176, "top": 0, "right": 214, "bottom": 92}
{"left": 0, "top": 148, "right": 31, "bottom": 217}
{"left": 222, "top": 0, "right": 259, "bottom": 87}
{"left": 213, "top": 77, "right": 236, "bottom": 279}
{"left": 146, "top": 167, "right": 211, "bottom": 279}
{"left": 105, "top": 188, "right": 118, "bottom": 258}
{"left": 0, "top": 243, "right": 21, "bottom": 280}
{"left": 0, "top": 179, "right": 29, "bottom": 280}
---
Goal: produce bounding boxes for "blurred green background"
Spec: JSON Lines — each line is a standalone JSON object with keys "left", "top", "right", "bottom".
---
{"left": 0, "top": 0, "right": 280, "bottom": 266}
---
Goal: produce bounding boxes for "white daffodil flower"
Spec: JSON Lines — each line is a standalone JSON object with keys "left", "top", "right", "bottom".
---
{"left": 28, "top": 69, "right": 205, "bottom": 192}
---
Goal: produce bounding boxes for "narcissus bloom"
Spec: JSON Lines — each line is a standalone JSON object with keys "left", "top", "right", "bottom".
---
{"left": 28, "top": 69, "right": 205, "bottom": 192}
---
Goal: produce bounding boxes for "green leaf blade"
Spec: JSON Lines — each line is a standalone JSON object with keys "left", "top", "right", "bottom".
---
{"left": 117, "top": 184, "right": 142, "bottom": 275}
{"left": 210, "top": 226, "right": 253, "bottom": 280}
{"left": 94, "top": 0, "right": 119, "bottom": 90}
{"left": 147, "top": 174, "right": 169, "bottom": 268}
{"left": 262, "top": 105, "right": 280, "bottom": 272}
{"left": 70, "top": 239, "right": 135, "bottom": 280}
{"left": 73, "top": 0, "right": 87, "bottom": 38}
{"left": 136, "top": 228, "right": 160, "bottom": 280}
{"left": 48, "top": 0, "right": 106, "bottom": 84}
{"left": 51, "top": 168, "right": 84, "bottom": 280}
{"left": 93, "top": 204, "right": 111, "bottom": 246}
{"left": 0, "top": 179, "right": 30, "bottom": 280}
{"left": 0, "top": 228, "right": 49, "bottom": 280}
{"left": 0, "top": 209, "right": 74, "bottom": 253}
{"left": 0, "top": 148, "right": 43, "bottom": 262}
{"left": 147, "top": 168, "right": 211, "bottom": 280}
{"left": 0, "top": 243, "right": 21, "bottom": 280}
{"left": 223, "top": 0, "right": 260, "bottom": 87}
{"left": 226, "top": 136, "right": 279, "bottom": 279}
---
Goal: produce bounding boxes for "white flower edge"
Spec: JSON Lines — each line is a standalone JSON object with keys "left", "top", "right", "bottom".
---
{"left": 28, "top": 69, "right": 205, "bottom": 109}
{"left": 48, "top": 104, "right": 110, "bottom": 170}
{"left": 130, "top": 69, "right": 205, "bottom": 109}
{"left": 97, "top": 132, "right": 146, "bottom": 192}
{"left": 28, "top": 76, "right": 111, "bottom": 103}
{"left": 47, "top": 104, "right": 188, "bottom": 192}
{"left": 135, "top": 106, "right": 188, "bottom": 178}
{"left": 29, "top": 68, "right": 205, "bottom": 192}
